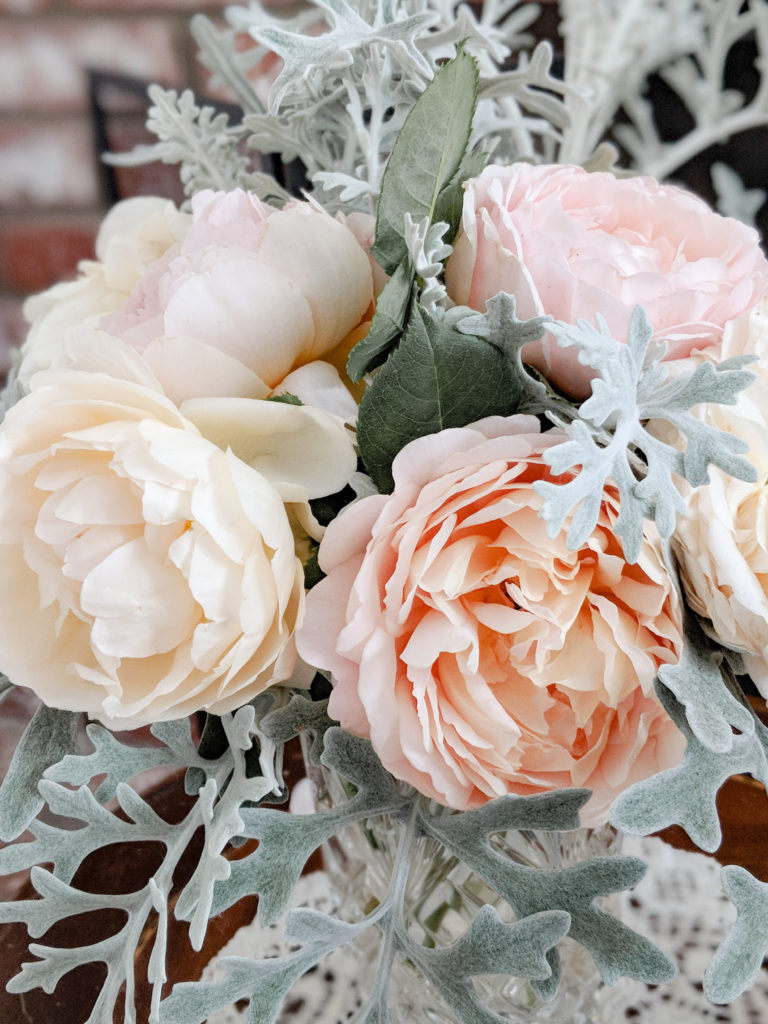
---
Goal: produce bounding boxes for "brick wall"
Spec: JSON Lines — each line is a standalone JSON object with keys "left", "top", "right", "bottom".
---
{"left": 0, "top": 0, "right": 261, "bottom": 374}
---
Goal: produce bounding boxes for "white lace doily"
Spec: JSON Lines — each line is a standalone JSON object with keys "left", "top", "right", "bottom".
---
{"left": 203, "top": 836, "right": 767, "bottom": 1023}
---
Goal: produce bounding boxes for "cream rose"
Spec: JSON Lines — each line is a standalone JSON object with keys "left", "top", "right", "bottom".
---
{"left": 674, "top": 299, "right": 768, "bottom": 690}
{"left": 297, "top": 416, "right": 685, "bottom": 825}
{"left": 0, "top": 368, "right": 319, "bottom": 729}
{"left": 445, "top": 163, "right": 768, "bottom": 399}
{"left": 19, "top": 197, "right": 190, "bottom": 387}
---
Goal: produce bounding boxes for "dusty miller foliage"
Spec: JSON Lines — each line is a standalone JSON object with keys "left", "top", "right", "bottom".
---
{"left": 458, "top": 298, "right": 758, "bottom": 563}
{"left": 0, "top": 696, "right": 298, "bottom": 1024}
{"left": 112, "top": 0, "right": 768, "bottom": 207}
{"left": 0, "top": 696, "right": 677, "bottom": 1023}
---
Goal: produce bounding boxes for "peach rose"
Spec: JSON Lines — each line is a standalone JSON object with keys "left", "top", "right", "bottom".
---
{"left": 297, "top": 416, "right": 685, "bottom": 825}
{"left": 0, "top": 369, "right": 310, "bottom": 729}
{"left": 445, "top": 164, "right": 768, "bottom": 398}
{"left": 674, "top": 299, "right": 768, "bottom": 690}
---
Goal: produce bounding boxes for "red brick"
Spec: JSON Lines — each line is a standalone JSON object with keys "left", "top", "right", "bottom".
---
{"left": 71, "top": 0, "right": 230, "bottom": 8}
{"left": 0, "top": 20, "right": 184, "bottom": 113}
{"left": 0, "top": 0, "right": 50, "bottom": 10}
{"left": 0, "top": 121, "right": 100, "bottom": 208}
{"left": 0, "top": 217, "right": 99, "bottom": 294}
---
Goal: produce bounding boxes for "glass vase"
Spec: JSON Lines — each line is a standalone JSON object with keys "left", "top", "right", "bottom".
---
{"left": 308, "top": 749, "right": 623, "bottom": 1024}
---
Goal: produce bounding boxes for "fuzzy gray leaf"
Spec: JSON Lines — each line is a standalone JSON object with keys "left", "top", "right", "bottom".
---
{"left": 162, "top": 912, "right": 371, "bottom": 1024}
{"left": 536, "top": 306, "right": 756, "bottom": 561}
{"left": 0, "top": 710, "right": 286, "bottom": 1022}
{"left": 424, "top": 800, "right": 675, "bottom": 987}
{"left": 259, "top": 693, "right": 333, "bottom": 761}
{"left": 657, "top": 614, "right": 754, "bottom": 753}
{"left": 423, "top": 905, "right": 571, "bottom": 981}
{"left": 256, "top": 0, "right": 437, "bottom": 114}
{"left": 704, "top": 866, "right": 768, "bottom": 1003}
{"left": 611, "top": 683, "right": 768, "bottom": 851}
{"left": 0, "top": 706, "right": 81, "bottom": 842}
{"left": 210, "top": 729, "right": 410, "bottom": 924}
{"left": 44, "top": 718, "right": 204, "bottom": 804}
{"left": 457, "top": 292, "right": 557, "bottom": 412}
{"left": 404, "top": 907, "right": 570, "bottom": 1024}
{"left": 105, "top": 86, "right": 261, "bottom": 199}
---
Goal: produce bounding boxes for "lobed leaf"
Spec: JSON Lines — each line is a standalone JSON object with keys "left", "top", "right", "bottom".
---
{"left": 0, "top": 706, "right": 81, "bottom": 842}
{"left": 535, "top": 306, "right": 756, "bottom": 561}
{"left": 657, "top": 612, "right": 754, "bottom": 753}
{"left": 705, "top": 866, "right": 768, "bottom": 1003}
{"left": 611, "top": 682, "right": 768, "bottom": 851}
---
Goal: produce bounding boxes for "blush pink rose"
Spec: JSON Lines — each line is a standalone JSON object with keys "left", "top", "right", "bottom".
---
{"left": 100, "top": 189, "right": 373, "bottom": 398}
{"left": 297, "top": 416, "right": 685, "bottom": 826}
{"left": 445, "top": 163, "right": 768, "bottom": 398}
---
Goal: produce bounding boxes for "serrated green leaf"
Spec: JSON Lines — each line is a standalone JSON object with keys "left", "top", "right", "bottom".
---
{"left": 372, "top": 49, "right": 479, "bottom": 275}
{"left": 0, "top": 705, "right": 81, "bottom": 842}
{"left": 357, "top": 304, "right": 522, "bottom": 492}
{"left": 433, "top": 150, "right": 488, "bottom": 243}
{"left": 347, "top": 259, "right": 414, "bottom": 381}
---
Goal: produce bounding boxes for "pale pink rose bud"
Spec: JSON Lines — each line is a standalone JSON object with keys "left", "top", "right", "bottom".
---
{"left": 445, "top": 163, "right": 768, "bottom": 399}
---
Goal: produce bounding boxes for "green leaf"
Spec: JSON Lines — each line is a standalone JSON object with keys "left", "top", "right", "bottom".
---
{"left": 372, "top": 48, "right": 479, "bottom": 275}
{"left": 357, "top": 304, "right": 522, "bottom": 492}
{"left": 347, "top": 259, "right": 414, "bottom": 381}
{"left": 266, "top": 392, "right": 302, "bottom": 406}
{"left": 0, "top": 705, "right": 81, "bottom": 843}
{"left": 433, "top": 150, "right": 488, "bottom": 244}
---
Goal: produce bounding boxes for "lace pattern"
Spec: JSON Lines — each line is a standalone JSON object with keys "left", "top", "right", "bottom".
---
{"left": 204, "top": 836, "right": 767, "bottom": 1023}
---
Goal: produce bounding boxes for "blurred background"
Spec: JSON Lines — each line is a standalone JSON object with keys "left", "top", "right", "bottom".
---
{"left": 0, "top": 0, "right": 263, "bottom": 376}
{"left": 1, "top": 0, "right": 764, "bottom": 379}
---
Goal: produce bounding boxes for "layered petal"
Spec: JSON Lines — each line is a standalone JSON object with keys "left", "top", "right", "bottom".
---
{"left": 298, "top": 416, "right": 685, "bottom": 825}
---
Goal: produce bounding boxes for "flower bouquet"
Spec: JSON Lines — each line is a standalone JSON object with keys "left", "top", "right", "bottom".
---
{"left": 3, "top": 0, "right": 768, "bottom": 1021}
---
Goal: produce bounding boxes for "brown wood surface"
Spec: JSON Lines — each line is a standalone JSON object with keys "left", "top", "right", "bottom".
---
{"left": 0, "top": 735, "right": 316, "bottom": 1024}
